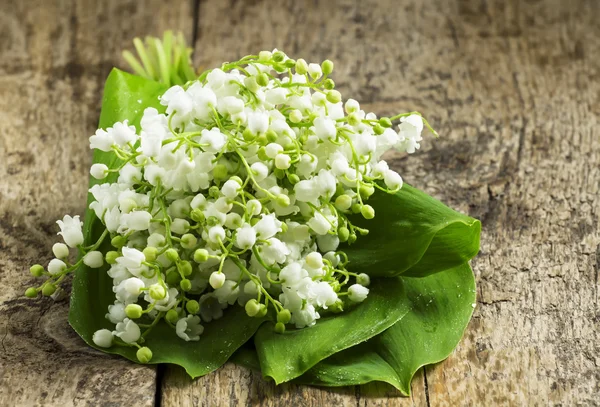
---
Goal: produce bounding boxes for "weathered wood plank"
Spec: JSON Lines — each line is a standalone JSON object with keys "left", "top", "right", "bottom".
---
{"left": 0, "top": 1, "right": 195, "bottom": 406}
{"left": 158, "top": 0, "right": 600, "bottom": 405}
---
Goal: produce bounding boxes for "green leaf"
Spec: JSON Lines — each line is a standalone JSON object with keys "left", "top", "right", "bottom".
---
{"left": 253, "top": 277, "right": 411, "bottom": 384}
{"left": 297, "top": 262, "right": 476, "bottom": 394}
{"left": 68, "top": 69, "right": 264, "bottom": 378}
{"left": 345, "top": 186, "right": 481, "bottom": 277}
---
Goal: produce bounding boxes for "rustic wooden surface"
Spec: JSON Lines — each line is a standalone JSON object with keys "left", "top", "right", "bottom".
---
{"left": 0, "top": 0, "right": 598, "bottom": 406}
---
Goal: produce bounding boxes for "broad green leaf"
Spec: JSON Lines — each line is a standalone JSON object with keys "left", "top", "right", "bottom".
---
{"left": 68, "top": 69, "right": 264, "bottom": 377}
{"left": 297, "top": 262, "right": 476, "bottom": 394}
{"left": 253, "top": 278, "right": 411, "bottom": 384}
{"left": 236, "top": 263, "right": 476, "bottom": 393}
{"left": 345, "top": 186, "right": 481, "bottom": 277}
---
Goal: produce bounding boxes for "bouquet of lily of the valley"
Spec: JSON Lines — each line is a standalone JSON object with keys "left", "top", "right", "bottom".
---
{"left": 26, "top": 32, "right": 480, "bottom": 394}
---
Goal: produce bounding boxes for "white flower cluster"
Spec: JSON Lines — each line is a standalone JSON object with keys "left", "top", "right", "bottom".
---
{"left": 27, "top": 50, "right": 428, "bottom": 362}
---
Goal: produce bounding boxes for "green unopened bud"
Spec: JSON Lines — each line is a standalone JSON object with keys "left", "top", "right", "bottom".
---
{"left": 289, "top": 109, "right": 303, "bottom": 123}
{"left": 256, "top": 303, "right": 268, "bottom": 318}
{"left": 379, "top": 117, "right": 392, "bottom": 128}
{"left": 186, "top": 300, "right": 200, "bottom": 315}
{"left": 243, "top": 128, "right": 256, "bottom": 142}
{"left": 143, "top": 247, "right": 157, "bottom": 262}
{"left": 348, "top": 112, "right": 360, "bottom": 126}
{"left": 244, "top": 75, "right": 259, "bottom": 92}
{"left": 374, "top": 124, "right": 385, "bottom": 135}
{"left": 338, "top": 226, "right": 350, "bottom": 242}
{"left": 326, "top": 90, "right": 341, "bottom": 104}
{"left": 106, "top": 251, "right": 119, "bottom": 264}
{"left": 323, "top": 78, "right": 335, "bottom": 90}
{"left": 42, "top": 283, "right": 56, "bottom": 297}
{"left": 273, "top": 169, "right": 285, "bottom": 180}
{"left": 361, "top": 204, "right": 375, "bottom": 219}
{"left": 295, "top": 58, "right": 308, "bottom": 75}
{"left": 181, "top": 233, "right": 198, "bottom": 249}
{"left": 136, "top": 347, "right": 153, "bottom": 363}
{"left": 190, "top": 208, "right": 205, "bottom": 223}
{"left": 258, "top": 50, "right": 272, "bottom": 61}
{"left": 351, "top": 203, "right": 362, "bottom": 214}
{"left": 111, "top": 235, "right": 127, "bottom": 249}
{"left": 348, "top": 233, "right": 357, "bottom": 244}
{"left": 257, "top": 146, "right": 269, "bottom": 161}
{"left": 272, "top": 51, "right": 285, "bottom": 62}
{"left": 359, "top": 184, "right": 375, "bottom": 199}
{"left": 285, "top": 174, "right": 298, "bottom": 186}
{"left": 250, "top": 217, "right": 260, "bottom": 226}
{"left": 245, "top": 299, "right": 261, "bottom": 317}
{"left": 335, "top": 194, "right": 352, "bottom": 211}
{"left": 207, "top": 186, "right": 219, "bottom": 199}
{"left": 165, "top": 248, "right": 179, "bottom": 263}
{"left": 180, "top": 279, "right": 192, "bottom": 292}
{"left": 193, "top": 248, "right": 209, "bottom": 263}
{"left": 321, "top": 59, "right": 334, "bottom": 75}
{"left": 165, "top": 309, "right": 179, "bottom": 324}
{"left": 357, "top": 273, "right": 371, "bottom": 287}
{"left": 25, "top": 287, "right": 38, "bottom": 298}
{"left": 213, "top": 164, "right": 228, "bottom": 180}
{"left": 284, "top": 58, "right": 296, "bottom": 68}
{"left": 274, "top": 322, "right": 286, "bottom": 334}
{"left": 125, "top": 304, "right": 143, "bottom": 319}
{"left": 165, "top": 269, "right": 181, "bottom": 286}
{"left": 275, "top": 194, "right": 290, "bottom": 207}
{"left": 256, "top": 72, "right": 269, "bottom": 87}
{"left": 266, "top": 129, "right": 278, "bottom": 143}
{"left": 30, "top": 264, "right": 44, "bottom": 277}
{"left": 179, "top": 261, "right": 193, "bottom": 277}
{"left": 330, "top": 299, "right": 344, "bottom": 313}
{"left": 277, "top": 309, "right": 291, "bottom": 324}
{"left": 280, "top": 222, "right": 288, "bottom": 234}
{"left": 149, "top": 284, "right": 166, "bottom": 300}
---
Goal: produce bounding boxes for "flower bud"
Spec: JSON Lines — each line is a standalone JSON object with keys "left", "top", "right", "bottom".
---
{"left": 30, "top": 264, "right": 45, "bottom": 277}
{"left": 166, "top": 309, "right": 179, "bottom": 324}
{"left": 149, "top": 284, "right": 167, "bottom": 300}
{"left": 287, "top": 173, "right": 300, "bottom": 185}
{"left": 181, "top": 233, "right": 198, "bottom": 249}
{"left": 321, "top": 59, "right": 334, "bottom": 75}
{"left": 90, "top": 163, "right": 109, "bottom": 180}
{"left": 266, "top": 129, "right": 278, "bottom": 143}
{"left": 186, "top": 300, "right": 200, "bottom": 315}
{"left": 93, "top": 329, "right": 113, "bottom": 348}
{"left": 274, "top": 322, "right": 286, "bottom": 334}
{"left": 180, "top": 278, "right": 192, "bottom": 292}
{"left": 179, "top": 260, "right": 193, "bottom": 277}
{"left": 83, "top": 251, "right": 104, "bottom": 268}
{"left": 52, "top": 243, "right": 69, "bottom": 259}
{"left": 193, "top": 248, "right": 209, "bottom": 263}
{"left": 308, "top": 63, "right": 322, "bottom": 79}
{"left": 190, "top": 208, "right": 205, "bottom": 223}
{"left": 272, "top": 51, "right": 285, "bottom": 62}
{"left": 143, "top": 247, "right": 157, "bottom": 262}
{"left": 295, "top": 58, "right": 308, "bottom": 74}
{"left": 348, "top": 112, "right": 360, "bottom": 126}
{"left": 360, "top": 204, "right": 375, "bottom": 219}
{"left": 258, "top": 50, "right": 272, "bottom": 61}
{"left": 256, "top": 72, "right": 269, "bottom": 87}
{"left": 284, "top": 58, "right": 296, "bottom": 68}
{"left": 323, "top": 78, "right": 335, "bottom": 90}
{"left": 209, "top": 271, "right": 225, "bottom": 289}
{"left": 136, "top": 347, "right": 153, "bottom": 363}
{"left": 25, "top": 287, "right": 38, "bottom": 298}
{"left": 277, "top": 309, "right": 291, "bottom": 324}
{"left": 374, "top": 124, "right": 385, "bottom": 135}
{"left": 275, "top": 194, "right": 290, "bottom": 207}
{"left": 106, "top": 251, "right": 119, "bottom": 264}
{"left": 359, "top": 184, "right": 375, "bottom": 199}
{"left": 166, "top": 269, "right": 181, "bottom": 286}
{"left": 348, "top": 233, "right": 357, "bottom": 244}
{"left": 326, "top": 90, "right": 341, "bottom": 104}
{"left": 351, "top": 203, "right": 361, "bottom": 214}
{"left": 111, "top": 235, "right": 127, "bottom": 249}
{"left": 275, "top": 154, "right": 291, "bottom": 170}
{"left": 244, "top": 76, "right": 259, "bottom": 92}
{"left": 357, "top": 273, "right": 371, "bottom": 287}
{"left": 48, "top": 259, "right": 67, "bottom": 275}
{"left": 42, "top": 283, "right": 56, "bottom": 297}
{"left": 379, "top": 117, "right": 392, "bottom": 128}
{"left": 165, "top": 248, "right": 179, "bottom": 263}
{"left": 338, "top": 226, "right": 350, "bottom": 242}
{"left": 256, "top": 303, "right": 268, "bottom": 318}
{"left": 289, "top": 109, "right": 302, "bottom": 123}
{"left": 334, "top": 195, "right": 352, "bottom": 211}
{"left": 243, "top": 127, "right": 255, "bottom": 141}
{"left": 245, "top": 299, "right": 261, "bottom": 317}
{"left": 125, "top": 304, "right": 143, "bottom": 319}
{"left": 213, "top": 164, "right": 228, "bottom": 180}
{"left": 329, "top": 299, "right": 344, "bottom": 313}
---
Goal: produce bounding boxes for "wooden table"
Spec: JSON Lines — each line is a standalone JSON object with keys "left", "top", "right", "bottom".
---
{"left": 1, "top": 0, "right": 598, "bottom": 405}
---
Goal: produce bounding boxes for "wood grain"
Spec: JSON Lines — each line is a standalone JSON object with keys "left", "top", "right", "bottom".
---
{"left": 0, "top": 1, "right": 194, "bottom": 406}
{"left": 1, "top": 0, "right": 599, "bottom": 406}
